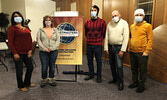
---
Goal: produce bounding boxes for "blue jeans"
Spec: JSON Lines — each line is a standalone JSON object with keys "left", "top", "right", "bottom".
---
{"left": 86, "top": 44, "right": 102, "bottom": 77}
{"left": 13, "top": 54, "right": 33, "bottom": 88}
{"left": 108, "top": 45, "right": 124, "bottom": 83}
{"left": 39, "top": 50, "right": 58, "bottom": 79}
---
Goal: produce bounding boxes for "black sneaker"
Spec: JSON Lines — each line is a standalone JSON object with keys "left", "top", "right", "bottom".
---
{"left": 84, "top": 76, "right": 94, "bottom": 81}
{"left": 108, "top": 80, "right": 117, "bottom": 84}
{"left": 118, "top": 82, "right": 124, "bottom": 91}
{"left": 136, "top": 85, "right": 145, "bottom": 93}
{"left": 96, "top": 76, "right": 102, "bottom": 83}
{"left": 128, "top": 83, "right": 138, "bottom": 88}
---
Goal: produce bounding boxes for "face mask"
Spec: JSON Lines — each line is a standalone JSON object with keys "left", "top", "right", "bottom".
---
{"left": 14, "top": 17, "right": 22, "bottom": 23}
{"left": 135, "top": 16, "right": 143, "bottom": 23}
{"left": 112, "top": 16, "right": 119, "bottom": 23}
{"left": 91, "top": 11, "right": 97, "bottom": 18}
{"left": 45, "top": 21, "right": 52, "bottom": 26}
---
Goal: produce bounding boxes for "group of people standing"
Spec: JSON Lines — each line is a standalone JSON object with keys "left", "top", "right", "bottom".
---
{"left": 7, "top": 4, "right": 153, "bottom": 94}
{"left": 8, "top": 12, "right": 60, "bottom": 91}
{"left": 84, "top": 5, "right": 153, "bottom": 93}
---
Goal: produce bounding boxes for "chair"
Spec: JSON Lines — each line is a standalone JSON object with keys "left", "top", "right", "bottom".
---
{"left": 0, "top": 42, "right": 9, "bottom": 71}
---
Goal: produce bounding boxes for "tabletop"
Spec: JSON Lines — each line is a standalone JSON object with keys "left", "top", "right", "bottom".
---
{"left": 0, "top": 42, "right": 8, "bottom": 50}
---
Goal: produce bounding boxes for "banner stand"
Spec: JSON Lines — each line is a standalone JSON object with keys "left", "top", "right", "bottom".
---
{"left": 53, "top": 16, "right": 83, "bottom": 82}
{"left": 55, "top": 65, "right": 78, "bottom": 82}
{"left": 62, "top": 66, "right": 97, "bottom": 75}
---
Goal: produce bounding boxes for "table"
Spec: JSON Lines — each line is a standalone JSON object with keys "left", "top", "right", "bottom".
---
{"left": 0, "top": 42, "right": 8, "bottom": 71}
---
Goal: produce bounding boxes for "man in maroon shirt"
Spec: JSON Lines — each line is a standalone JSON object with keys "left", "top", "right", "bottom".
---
{"left": 84, "top": 5, "right": 106, "bottom": 83}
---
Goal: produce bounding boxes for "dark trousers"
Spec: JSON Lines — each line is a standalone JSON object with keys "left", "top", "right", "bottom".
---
{"left": 39, "top": 50, "right": 58, "bottom": 79}
{"left": 13, "top": 54, "right": 34, "bottom": 88}
{"left": 86, "top": 44, "right": 102, "bottom": 77}
{"left": 108, "top": 45, "right": 124, "bottom": 83}
{"left": 130, "top": 52, "right": 148, "bottom": 87}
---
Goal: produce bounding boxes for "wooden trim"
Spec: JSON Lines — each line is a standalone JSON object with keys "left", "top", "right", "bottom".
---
{"left": 102, "top": 0, "right": 104, "bottom": 19}
{"left": 151, "top": 0, "right": 156, "bottom": 28}
{"left": 128, "top": 0, "right": 135, "bottom": 25}
{"left": 71, "top": 0, "right": 76, "bottom": 3}
{"left": 163, "top": 0, "right": 167, "bottom": 24}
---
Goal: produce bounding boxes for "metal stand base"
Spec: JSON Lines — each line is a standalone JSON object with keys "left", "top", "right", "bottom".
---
{"left": 0, "top": 54, "right": 8, "bottom": 71}
{"left": 55, "top": 65, "right": 78, "bottom": 82}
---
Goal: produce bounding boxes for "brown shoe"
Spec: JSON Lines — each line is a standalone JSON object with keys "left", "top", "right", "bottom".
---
{"left": 18, "top": 87, "right": 28, "bottom": 92}
{"left": 29, "top": 83, "right": 36, "bottom": 87}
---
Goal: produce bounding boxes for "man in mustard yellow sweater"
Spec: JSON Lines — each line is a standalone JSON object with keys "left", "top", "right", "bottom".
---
{"left": 128, "top": 9, "right": 153, "bottom": 93}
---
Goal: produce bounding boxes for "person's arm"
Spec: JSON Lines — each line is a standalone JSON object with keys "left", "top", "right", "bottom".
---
{"left": 127, "top": 25, "right": 132, "bottom": 52}
{"left": 50, "top": 29, "right": 60, "bottom": 50}
{"left": 8, "top": 26, "right": 17, "bottom": 54}
{"left": 84, "top": 21, "right": 88, "bottom": 37}
{"left": 36, "top": 29, "right": 47, "bottom": 51}
{"left": 121, "top": 21, "right": 129, "bottom": 52}
{"left": 102, "top": 20, "right": 107, "bottom": 39}
{"left": 144, "top": 24, "right": 153, "bottom": 54}
{"left": 104, "top": 23, "right": 109, "bottom": 54}
{"left": 28, "top": 30, "right": 33, "bottom": 58}
{"left": 8, "top": 26, "right": 20, "bottom": 60}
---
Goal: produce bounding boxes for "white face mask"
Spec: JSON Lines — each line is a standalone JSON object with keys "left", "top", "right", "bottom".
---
{"left": 112, "top": 16, "right": 119, "bottom": 23}
{"left": 135, "top": 16, "right": 143, "bottom": 23}
{"left": 91, "top": 11, "right": 97, "bottom": 18}
{"left": 45, "top": 21, "right": 51, "bottom": 26}
{"left": 14, "top": 17, "right": 22, "bottom": 23}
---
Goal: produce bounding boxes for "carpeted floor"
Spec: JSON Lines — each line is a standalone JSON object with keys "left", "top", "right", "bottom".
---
{"left": 0, "top": 48, "right": 166, "bottom": 100}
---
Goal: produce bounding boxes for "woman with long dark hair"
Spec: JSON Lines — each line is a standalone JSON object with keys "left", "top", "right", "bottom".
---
{"left": 8, "top": 11, "right": 35, "bottom": 92}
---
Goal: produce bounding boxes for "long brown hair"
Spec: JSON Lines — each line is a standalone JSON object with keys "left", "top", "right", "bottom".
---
{"left": 43, "top": 15, "right": 54, "bottom": 28}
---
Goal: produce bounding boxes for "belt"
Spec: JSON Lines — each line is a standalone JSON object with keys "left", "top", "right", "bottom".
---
{"left": 108, "top": 44, "right": 122, "bottom": 46}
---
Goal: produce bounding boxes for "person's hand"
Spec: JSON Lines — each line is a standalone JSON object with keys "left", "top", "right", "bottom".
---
{"left": 28, "top": 50, "right": 32, "bottom": 58}
{"left": 14, "top": 54, "right": 20, "bottom": 61}
{"left": 142, "top": 52, "right": 148, "bottom": 56}
{"left": 45, "top": 48, "right": 50, "bottom": 53}
{"left": 118, "top": 51, "right": 124, "bottom": 58}
{"left": 105, "top": 50, "right": 109, "bottom": 54}
{"left": 127, "top": 48, "right": 130, "bottom": 53}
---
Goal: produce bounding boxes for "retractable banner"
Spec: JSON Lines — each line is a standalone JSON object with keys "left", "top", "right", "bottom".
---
{"left": 53, "top": 17, "right": 83, "bottom": 65}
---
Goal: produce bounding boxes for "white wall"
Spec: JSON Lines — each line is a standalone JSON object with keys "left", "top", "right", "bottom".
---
{"left": 71, "top": 2, "right": 76, "bottom": 11}
{"left": 1, "top": 0, "right": 26, "bottom": 20}
{"left": 1, "top": 0, "right": 55, "bottom": 41}
{"left": 92, "top": 0, "right": 102, "bottom": 18}
{"left": 25, "top": 0, "right": 55, "bottom": 41}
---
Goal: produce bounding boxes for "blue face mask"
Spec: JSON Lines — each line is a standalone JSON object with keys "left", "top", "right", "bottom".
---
{"left": 135, "top": 16, "right": 143, "bottom": 23}
{"left": 91, "top": 11, "right": 97, "bottom": 18}
{"left": 14, "top": 17, "right": 22, "bottom": 23}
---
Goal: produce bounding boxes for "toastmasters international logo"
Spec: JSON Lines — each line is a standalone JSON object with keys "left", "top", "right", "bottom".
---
{"left": 57, "top": 23, "right": 79, "bottom": 44}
